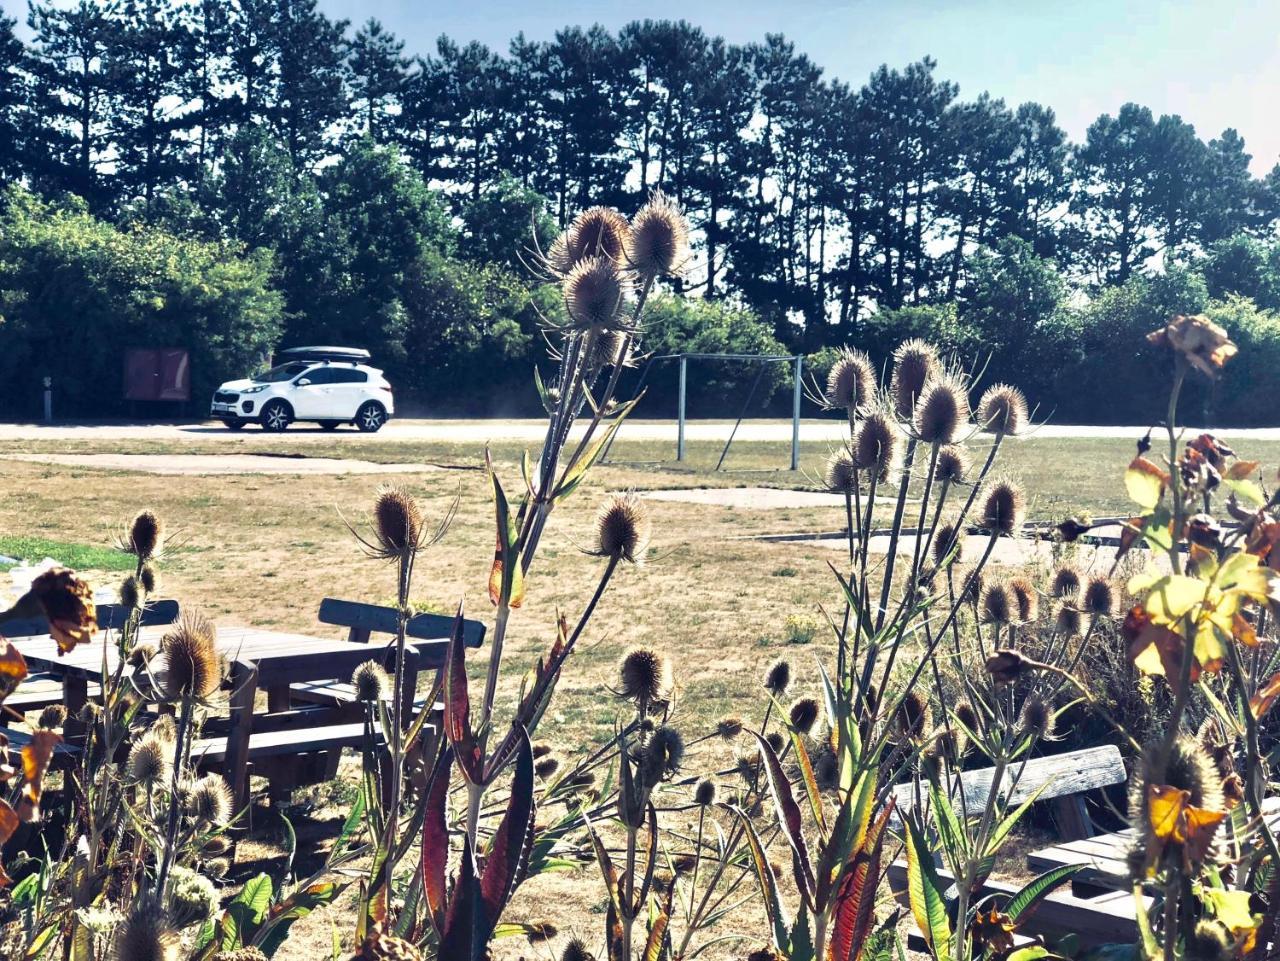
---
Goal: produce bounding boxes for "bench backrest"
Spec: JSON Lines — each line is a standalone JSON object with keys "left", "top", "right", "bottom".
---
{"left": 1, "top": 598, "right": 180, "bottom": 639}
{"left": 890, "top": 745, "right": 1127, "bottom": 814}
{"left": 318, "top": 597, "right": 485, "bottom": 649}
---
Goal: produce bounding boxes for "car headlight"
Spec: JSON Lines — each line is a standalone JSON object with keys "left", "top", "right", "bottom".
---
{"left": 241, "top": 384, "right": 268, "bottom": 394}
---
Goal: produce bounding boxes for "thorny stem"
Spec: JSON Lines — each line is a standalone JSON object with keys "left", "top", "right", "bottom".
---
{"left": 876, "top": 437, "right": 918, "bottom": 632}
{"left": 155, "top": 691, "right": 194, "bottom": 899}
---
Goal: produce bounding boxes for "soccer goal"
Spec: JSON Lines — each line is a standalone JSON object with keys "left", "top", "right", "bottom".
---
{"left": 601, "top": 352, "right": 804, "bottom": 471}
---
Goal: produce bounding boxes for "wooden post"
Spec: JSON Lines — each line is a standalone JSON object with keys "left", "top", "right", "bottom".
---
{"left": 225, "top": 660, "right": 259, "bottom": 819}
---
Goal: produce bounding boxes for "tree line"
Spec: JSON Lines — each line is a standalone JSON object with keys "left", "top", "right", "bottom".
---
{"left": 2, "top": 2, "right": 1280, "bottom": 421}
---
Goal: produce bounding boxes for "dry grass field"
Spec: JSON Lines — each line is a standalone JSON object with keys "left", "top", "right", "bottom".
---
{"left": 5, "top": 427, "right": 1279, "bottom": 958}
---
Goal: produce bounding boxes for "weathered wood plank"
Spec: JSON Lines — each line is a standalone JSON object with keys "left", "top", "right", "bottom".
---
{"left": 318, "top": 597, "right": 485, "bottom": 648}
{"left": 2, "top": 598, "right": 180, "bottom": 638}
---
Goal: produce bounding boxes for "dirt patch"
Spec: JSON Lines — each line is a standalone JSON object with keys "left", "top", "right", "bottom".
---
{"left": 641, "top": 486, "right": 910, "bottom": 510}
{"left": 2, "top": 452, "right": 446, "bottom": 475}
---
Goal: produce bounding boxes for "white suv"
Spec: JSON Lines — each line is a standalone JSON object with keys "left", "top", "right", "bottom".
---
{"left": 210, "top": 347, "right": 394, "bottom": 432}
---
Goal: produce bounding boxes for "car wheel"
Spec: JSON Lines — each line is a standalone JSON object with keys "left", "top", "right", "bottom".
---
{"left": 319, "top": 420, "right": 341, "bottom": 431}
{"left": 260, "top": 400, "right": 292, "bottom": 432}
{"left": 356, "top": 401, "right": 386, "bottom": 433}
{"left": 222, "top": 419, "right": 245, "bottom": 431}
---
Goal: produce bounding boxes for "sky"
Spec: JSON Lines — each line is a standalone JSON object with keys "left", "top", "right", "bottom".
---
{"left": 314, "top": 0, "right": 1280, "bottom": 175}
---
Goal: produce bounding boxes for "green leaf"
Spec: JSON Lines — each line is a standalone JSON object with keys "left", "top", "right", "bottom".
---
{"left": 254, "top": 882, "right": 345, "bottom": 956}
{"left": 486, "top": 450, "right": 525, "bottom": 608}
{"left": 1124, "top": 462, "right": 1164, "bottom": 510}
{"left": 224, "top": 873, "right": 273, "bottom": 948}
{"left": 729, "top": 804, "right": 791, "bottom": 952}
{"left": 1225, "top": 477, "right": 1265, "bottom": 508}
{"left": 929, "top": 784, "right": 968, "bottom": 875}
{"left": 987, "top": 781, "right": 1050, "bottom": 856}
{"left": 1005, "top": 864, "right": 1085, "bottom": 921}
{"left": 904, "top": 813, "right": 952, "bottom": 958}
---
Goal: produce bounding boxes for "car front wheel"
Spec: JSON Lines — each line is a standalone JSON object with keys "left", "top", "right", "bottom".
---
{"left": 356, "top": 401, "right": 386, "bottom": 433}
{"left": 260, "top": 400, "right": 292, "bottom": 432}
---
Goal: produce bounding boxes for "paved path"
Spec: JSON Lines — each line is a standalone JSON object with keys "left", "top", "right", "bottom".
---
{"left": 4, "top": 418, "right": 1278, "bottom": 444}
{"left": 1, "top": 453, "right": 444, "bottom": 475}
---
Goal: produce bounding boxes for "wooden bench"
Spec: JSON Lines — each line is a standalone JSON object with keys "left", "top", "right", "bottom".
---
{"left": 890, "top": 745, "right": 1127, "bottom": 841}
{"left": 2, "top": 600, "right": 180, "bottom": 723}
{"left": 288, "top": 597, "right": 485, "bottom": 713}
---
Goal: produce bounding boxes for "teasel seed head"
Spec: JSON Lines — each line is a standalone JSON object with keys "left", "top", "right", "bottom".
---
{"left": 788, "top": 697, "right": 820, "bottom": 735}
{"left": 1050, "top": 565, "right": 1082, "bottom": 600}
{"left": 351, "top": 660, "right": 391, "bottom": 702}
{"left": 535, "top": 756, "right": 560, "bottom": 779}
{"left": 526, "top": 920, "right": 558, "bottom": 943}
{"left": 564, "top": 255, "right": 630, "bottom": 331}
{"left": 890, "top": 339, "right": 941, "bottom": 418}
{"left": 372, "top": 485, "right": 423, "bottom": 557}
{"left": 853, "top": 411, "right": 901, "bottom": 482}
{"left": 913, "top": 373, "right": 970, "bottom": 445}
{"left": 594, "top": 493, "right": 651, "bottom": 564}
{"left": 124, "top": 510, "right": 164, "bottom": 561}
{"left": 932, "top": 523, "right": 961, "bottom": 567}
{"left": 823, "top": 449, "right": 859, "bottom": 494}
{"left": 140, "top": 562, "right": 159, "bottom": 594}
{"left": 128, "top": 735, "right": 173, "bottom": 789}
{"left": 935, "top": 445, "right": 970, "bottom": 484}
{"left": 204, "top": 857, "right": 231, "bottom": 879}
{"left": 977, "top": 384, "right": 1029, "bottom": 436}
{"left": 1161, "top": 737, "right": 1225, "bottom": 812}
{"left": 157, "top": 612, "right": 222, "bottom": 700}
{"left": 641, "top": 726, "right": 684, "bottom": 787}
{"left": 556, "top": 206, "right": 630, "bottom": 272}
{"left": 694, "top": 778, "right": 716, "bottom": 806}
{"left": 954, "top": 702, "right": 980, "bottom": 736}
{"left": 1186, "top": 922, "right": 1233, "bottom": 961}
{"left": 113, "top": 904, "right": 179, "bottom": 961}
{"left": 532, "top": 742, "right": 554, "bottom": 759}
{"left": 128, "top": 639, "right": 158, "bottom": 669}
{"left": 980, "top": 479, "right": 1025, "bottom": 535}
{"left": 561, "top": 938, "right": 595, "bottom": 961}
{"left": 77, "top": 701, "right": 102, "bottom": 724}
{"left": 825, "top": 348, "right": 876, "bottom": 410}
{"left": 1083, "top": 576, "right": 1116, "bottom": 617}
{"left": 763, "top": 658, "right": 792, "bottom": 696}
{"left": 149, "top": 713, "right": 177, "bottom": 744}
{"left": 169, "top": 866, "right": 218, "bottom": 929}
{"left": 627, "top": 191, "right": 690, "bottom": 278}
{"left": 765, "top": 731, "right": 785, "bottom": 753}
{"left": 895, "top": 690, "right": 931, "bottom": 741}
{"left": 1055, "top": 603, "right": 1083, "bottom": 636}
{"left": 715, "top": 715, "right": 743, "bottom": 740}
{"left": 202, "top": 835, "right": 230, "bottom": 856}
{"left": 189, "top": 774, "right": 234, "bottom": 825}
{"left": 120, "top": 575, "right": 141, "bottom": 610}
{"left": 1008, "top": 576, "right": 1039, "bottom": 623}
{"left": 980, "top": 582, "right": 1015, "bottom": 625}
{"left": 934, "top": 727, "right": 966, "bottom": 763}
{"left": 618, "top": 647, "right": 673, "bottom": 711}
{"left": 986, "top": 649, "right": 1029, "bottom": 686}
{"left": 36, "top": 703, "right": 66, "bottom": 731}
{"left": 1020, "top": 697, "right": 1055, "bottom": 739}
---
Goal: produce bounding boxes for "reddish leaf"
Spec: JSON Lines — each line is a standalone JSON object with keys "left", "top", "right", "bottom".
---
{"left": 830, "top": 799, "right": 894, "bottom": 961}
{"left": 439, "top": 835, "right": 485, "bottom": 961}
{"left": 16, "top": 731, "right": 59, "bottom": 823}
{"left": 0, "top": 640, "right": 27, "bottom": 706}
{"left": 479, "top": 727, "right": 535, "bottom": 932}
{"left": 444, "top": 604, "right": 483, "bottom": 784}
{"left": 1251, "top": 673, "right": 1280, "bottom": 721}
{"left": 749, "top": 731, "right": 816, "bottom": 908}
{"left": 420, "top": 745, "right": 454, "bottom": 936}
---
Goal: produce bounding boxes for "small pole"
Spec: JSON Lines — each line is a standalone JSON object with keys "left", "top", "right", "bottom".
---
{"left": 790, "top": 355, "right": 802, "bottom": 471}
{"left": 42, "top": 376, "right": 53, "bottom": 423}
{"left": 677, "top": 355, "right": 687, "bottom": 462}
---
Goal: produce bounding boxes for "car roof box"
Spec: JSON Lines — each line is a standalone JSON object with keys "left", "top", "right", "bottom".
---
{"left": 278, "top": 346, "right": 372, "bottom": 363}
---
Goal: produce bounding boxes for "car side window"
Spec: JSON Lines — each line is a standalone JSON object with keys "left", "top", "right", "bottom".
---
{"left": 297, "top": 367, "right": 334, "bottom": 385}
{"left": 327, "top": 369, "right": 368, "bottom": 384}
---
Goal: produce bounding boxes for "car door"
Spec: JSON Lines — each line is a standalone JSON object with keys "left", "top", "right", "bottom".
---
{"left": 289, "top": 366, "right": 334, "bottom": 418}
{"left": 324, "top": 368, "right": 369, "bottom": 418}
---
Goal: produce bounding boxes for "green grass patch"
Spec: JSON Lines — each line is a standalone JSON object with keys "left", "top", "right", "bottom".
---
{"left": 0, "top": 535, "right": 135, "bottom": 572}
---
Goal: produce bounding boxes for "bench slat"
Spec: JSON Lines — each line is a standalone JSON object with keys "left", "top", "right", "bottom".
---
{"left": 1, "top": 599, "right": 179, "bottom": 638}
{"left": 193, "top": 722, "right": 382, "bottom": 763}
{"left": 319, "top": 597, "right": 485, "bottom": 647}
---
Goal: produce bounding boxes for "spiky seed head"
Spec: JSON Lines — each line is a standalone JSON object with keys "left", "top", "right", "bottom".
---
{"left": 913, "top": 374, "right": 970, "bottom": 444}
{"left": 535, "top": 757, "right": 560, "bottom": 779}
{"left": 980, "top": 582, "right": 1015, "bottom": 625}
{"left": 126, "top": 510, "right": 164, "bottom": 561}
{"left": 204, "top": 857, "right": 231, "bottom": 879}
{"left": 1186, "top": 922, "right": 1233, "bottom": 961}
{"left": 128, "top": 735, "right": 173, "bottom": 789}
{"left": 189, "top": 774, "right": 234, "bottom": 825}
{"left": 113, "top": 904, "right": 179, "bottom": 961}
{"left": 1083, "top": 576, "right": 1116, "bottom": 617}
{"left": 672, "top": 854, "right": 697, "bottom": 876}
{"left": 1008, "top": 577, "right": 1039, "bottom": 623}
{"left": 140, "top": 562, "right": 159, "bottom": 594}
{"left": 1050, "top": 565, "right": 1082, "bottom": 600}
{"left": 962, "top": 567, "right": 985, "bottom": 605}
{"left": 788, "top": 697, "right": 820, "bottom": 734}
{"left": 120, "top": 575, "right": 141, "bottom": 609}
{"left": 36, "top": 703, "right": 67, "bottom": 731}
{"left": 559, "top": 206, "right": 630, "bottom": 271}
{"left": 532, "top": 742, "right": 554, "bottom": 759}
{"left": 1055, "top": 603, "right": 1083, "bottom": 636}
{"left": 890, "top": 339, "right": 941, "bottom": 418}
{"left": 158, "top": 612, "right": 222, "bottom": 699}
{"left": 211, "top": 951, "right": 268, "bottom": 961}
{"left": 627, "top": 191, "right": 690, "bottom": 278}
{"left": 895, "top": 690, "right": 930, "bottom": 741}
{"left": 641, "top": 726, "right": 685, "bottom": 787}
{"left": 618, "top": 647, "right": 672, "bottom": 709}
{"left": 853, "top": 412, "right": 901, "bottom": 482}
{"left": 351, "top": 660, "right": 391, "bottom": 702}
{"left": 980, "top": 480, "right": 1025, "bottom": 535}
{"left": 936, "top": 445, "right": 970, "bottom": 484}
{"left": 954, "top": 702, "right": 980, "bottom": 735}
{"left": 977, "top": 384, "right": 1029, "bottom": 436}
{"left": 595, "top": 493, "right": 650, "bottom": 564}
{"left": 372, "top": 485, "right": 422, "bottom": 556}
{"left": 561, "top": 938, "right": 595, "bottom": 961}
{"left": 933, "top": 523, "right": 961, "bottom": 567}
{"left": 1162, "top": 737, "right": 1225, "bottom": 812}
{"left": 169, "top": 867, "right": 218, "bottom": 929}
{"left": 128, "top": 639, "right": 158, "bottom": 668}
{"left": 825, "top": 348, "right": 876, "bottom": 410}
{"left": 694, "top": 779, "right": 716, "bottom": 805}
{"left": 765, "top": 731, "right": 785, "bottom": 753}
{"left": 564, "top": 255, "right": 629, "bottom": 330}
{"left": 590, "top": 329, "right": 629, "bottom": 370}
{"left": 824, "top": 450, "right": 858, "bottom": 494}
{"left": 763, "top": 658, "right": 791, "bottom": 696}
{"left": 203, "top": 836, "right": 231, "bottom": 857}
{"left": 526, "top": 920, "right": 558, "bottom": 943}
{"left": 716, "top": 715, "right": 743, "bottom": 740}
{"left": 1020, "top": 697, "right": 1055, "bottom": 739}
{"left": 149, "top": 713, "right": 177, "bottom": 744}
{"left": 78, "top": 701, "right": 102, "bottom": 724}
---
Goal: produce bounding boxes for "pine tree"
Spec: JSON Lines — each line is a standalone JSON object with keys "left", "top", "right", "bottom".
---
{"left": 347, "top": 18, "right": 408, "bottom": 141}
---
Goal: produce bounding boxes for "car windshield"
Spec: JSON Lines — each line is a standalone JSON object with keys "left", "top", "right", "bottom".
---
{"left": 253, "top": 362, "right": 309, "bottom": 383}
